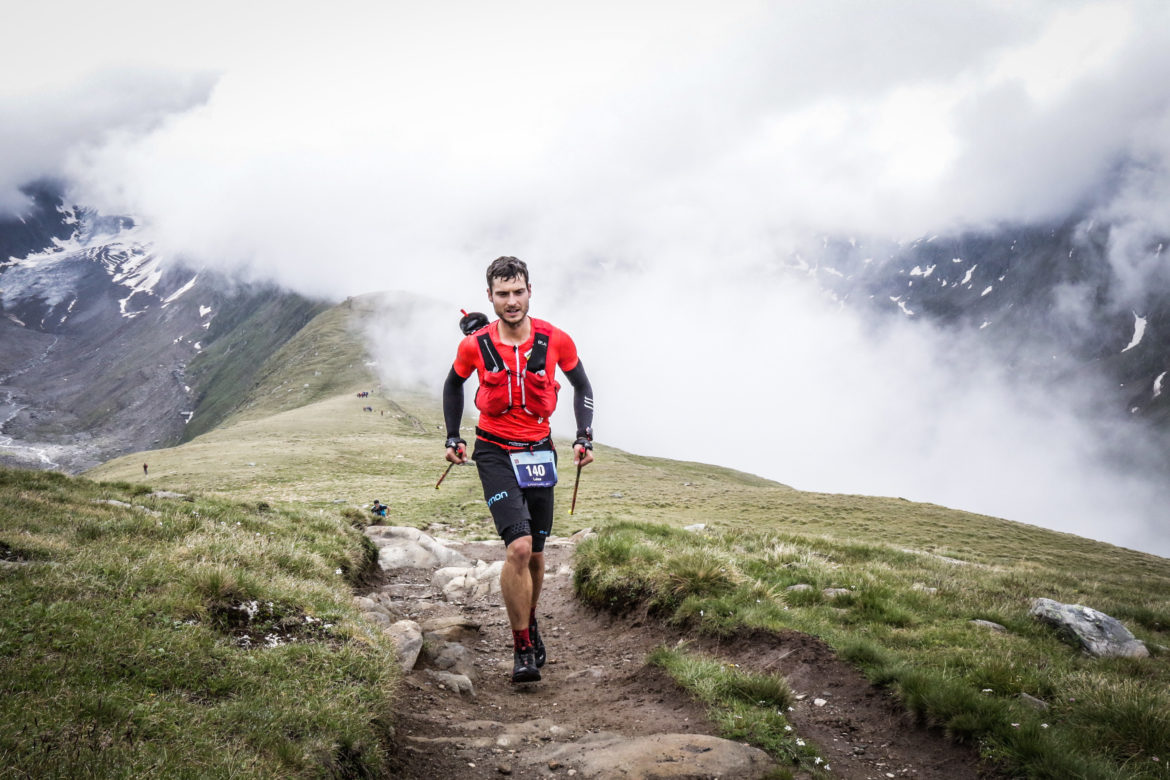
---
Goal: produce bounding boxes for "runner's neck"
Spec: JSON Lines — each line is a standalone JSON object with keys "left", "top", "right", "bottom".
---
{"left": 497, "top": 316, "right": 531, "bottom": 347}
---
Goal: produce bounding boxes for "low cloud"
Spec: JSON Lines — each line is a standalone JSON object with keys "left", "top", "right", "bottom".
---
{"left": 0, "top": 69, "right": 215, "bottom": 215}
{"left": 10, "top": 1, "right": 1170, "bottom": 554}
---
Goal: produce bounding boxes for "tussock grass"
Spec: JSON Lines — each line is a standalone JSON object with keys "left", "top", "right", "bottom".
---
{"left": 648, "top": 645, "right": 827, "bottom": 778}
{"left": 0, "top": 468, "right": 398, "bottom": 778}
{"left": 576, "top": 522, "right": 1170, "bottom": 779}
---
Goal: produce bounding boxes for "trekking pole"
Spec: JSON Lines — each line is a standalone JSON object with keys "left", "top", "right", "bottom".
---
{"left": 435, "top": 462, "right": 455, "bottom": 490}
{"left": 436, "top": 442, "right": 467, "bottom": 490}
{"left": 569, "top": 462, "right": 583, "bottom": 515}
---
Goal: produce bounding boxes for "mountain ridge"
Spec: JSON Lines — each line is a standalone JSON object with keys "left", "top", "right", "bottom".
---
{"left": 0, "top": 184, "right": 331, "bottom": 471}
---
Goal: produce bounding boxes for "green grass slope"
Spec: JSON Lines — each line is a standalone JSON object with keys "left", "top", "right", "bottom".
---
{"left": 184, "top": 288, "right": 331, "bottom": 441}
{"left": 50, "top": 296, "right": 1170, "bottom": 777}
{"left": 0, "top": 468, "right": 397, "bottom": 778}
{"left": 206, "top": 295, "right": 385, "bottom": 428}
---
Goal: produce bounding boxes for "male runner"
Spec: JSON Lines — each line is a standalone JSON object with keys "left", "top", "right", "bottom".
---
{"left": 442, "top": 256, "right": 594, "bottom": 683}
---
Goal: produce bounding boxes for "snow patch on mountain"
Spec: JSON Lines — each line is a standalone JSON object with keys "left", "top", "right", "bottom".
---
{"left": 58, "top": 203, "right": 79, "bottom": 227}
{"left": 1121, "top": 313, "right": 1146, "bottom": 353}
{"left": 162, "top": 274, "right": 199, "bottom": 306}
{"left": 2, "top": 209, "right": 172, "bottom": 320}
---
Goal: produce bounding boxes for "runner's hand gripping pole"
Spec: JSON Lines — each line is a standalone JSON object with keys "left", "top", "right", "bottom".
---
{"left": 437, "top": 437, "right": 467, "bottom": 489}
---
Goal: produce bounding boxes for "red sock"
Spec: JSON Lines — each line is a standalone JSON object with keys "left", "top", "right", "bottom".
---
{"left": 512, "top": 627, "right": 531, "bottom": 650}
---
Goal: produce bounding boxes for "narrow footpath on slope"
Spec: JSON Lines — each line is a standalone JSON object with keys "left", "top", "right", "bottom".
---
{"left": 360, "top": 526, "right": 996, "bottom": 780}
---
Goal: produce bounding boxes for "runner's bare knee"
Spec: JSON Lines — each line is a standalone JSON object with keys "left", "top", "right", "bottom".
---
{"left": 506, "top": 533, "right": 533, "bottom": 563}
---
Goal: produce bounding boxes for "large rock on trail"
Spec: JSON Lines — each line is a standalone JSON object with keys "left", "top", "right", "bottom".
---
{"left": 424, "top": 641, "right": 477, "bottom": 679}
{"left": 419, "top": 615, "right": 481, "bottom": 644}
{"left": 533, "top": 732, "right": 774, "bottom": 778}
{"left": 366, "top": 525, "right": 472, "bottom": 570}
{"left": 383, "top": 619, "right": 424, "bottom": 670}
{"left": 432, "top": 560, "right": 505, "bottom": 604}
{"left": 1029, "top": 598, "right": 1148, "bottom": 658}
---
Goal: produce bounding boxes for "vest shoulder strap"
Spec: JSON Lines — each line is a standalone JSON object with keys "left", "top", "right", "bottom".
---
{"left": 527, "top": 329, "right": 550, "bottom": 373}
{"left": 476, "top": 332, "right": 505, "bottom": 372}
{"left": 477, "top": 321, "right": 553, "bottom": 373}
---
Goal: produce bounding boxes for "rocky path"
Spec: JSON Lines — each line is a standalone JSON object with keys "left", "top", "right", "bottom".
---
{"left": 358, "top": 526, "right": 995, "bottom": 779}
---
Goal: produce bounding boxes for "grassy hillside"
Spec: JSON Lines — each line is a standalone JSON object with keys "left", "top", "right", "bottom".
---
{"left": 48, "top": 297, "right": 1170, "bottom": 777}
{"left": 207, "top": 295, "right": 386, "bottom": 428}
{"left": 183, "top": 288, "right": 334, "bottom": 440}
{"left": 0, "top": 468, "right": 397, "bottom": 778}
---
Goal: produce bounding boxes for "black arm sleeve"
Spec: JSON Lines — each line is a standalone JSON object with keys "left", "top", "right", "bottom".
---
{"left": 564, "top": 360, "right": 594, "bottom": 439}
{"left": 443, "top": 367, "right": 468, "bottom": 440}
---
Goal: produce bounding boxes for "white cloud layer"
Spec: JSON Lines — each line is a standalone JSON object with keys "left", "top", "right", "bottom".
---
{"left": 6, "top": 1, "right": 1170, "bottom": 554}
{"left": 0, "top": 68, "right": 214, "bottom": 213}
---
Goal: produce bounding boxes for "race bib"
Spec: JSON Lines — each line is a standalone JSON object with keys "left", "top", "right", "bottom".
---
{"left": 510, "top": 450, "right": 558, "bottom": 488}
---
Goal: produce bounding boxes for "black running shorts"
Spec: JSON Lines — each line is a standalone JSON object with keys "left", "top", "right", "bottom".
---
{"left": 473, "top": 438, "right": 556, "bottom": 551}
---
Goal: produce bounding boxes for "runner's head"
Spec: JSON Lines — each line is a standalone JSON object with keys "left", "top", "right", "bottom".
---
{"left": 486, "top": 256, "right": 529, "bottom": 289}
{"left": 486, "top": 256, "right": 531, "bottom": 328}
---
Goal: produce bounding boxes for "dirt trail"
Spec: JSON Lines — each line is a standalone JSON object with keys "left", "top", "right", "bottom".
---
{"left": 378, "top": 538, "right": 997, "bottom": 779}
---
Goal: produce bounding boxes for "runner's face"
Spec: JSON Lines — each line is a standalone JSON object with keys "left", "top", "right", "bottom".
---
{"left": 488, "top": 276, "right": 531, "bottom": 326}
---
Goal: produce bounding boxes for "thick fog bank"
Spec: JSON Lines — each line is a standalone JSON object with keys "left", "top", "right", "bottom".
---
{"left": 6, "top": 1, "right": 1170, "bottom": 556}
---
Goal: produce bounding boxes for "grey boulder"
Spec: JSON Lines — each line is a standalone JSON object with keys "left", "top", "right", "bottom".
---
{"left": 1029, "top": 598, "right": 1148, "bottom": 658}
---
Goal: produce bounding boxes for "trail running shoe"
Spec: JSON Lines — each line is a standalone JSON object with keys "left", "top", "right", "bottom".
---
{"left": 530, "top": 619, "right": 546, "bottom": 668}
{"left": 511, "top": 646, "right": 541, "bottom": 683}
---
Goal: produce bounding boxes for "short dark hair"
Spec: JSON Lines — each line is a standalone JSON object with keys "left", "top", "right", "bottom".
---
{"left": 486, "top": 256, "right": 529, "bottom": 289}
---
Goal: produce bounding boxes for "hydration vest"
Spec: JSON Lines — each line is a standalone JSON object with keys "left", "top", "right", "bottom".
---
{"left": 474, "top": 320, "right": 560, "bottom": 420}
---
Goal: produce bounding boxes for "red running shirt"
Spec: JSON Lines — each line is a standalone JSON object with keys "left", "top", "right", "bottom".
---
{"left": 452, "top": 318, "right": 579, "bottom": 443}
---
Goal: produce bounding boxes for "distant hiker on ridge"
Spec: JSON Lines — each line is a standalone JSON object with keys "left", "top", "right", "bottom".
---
{"left": 143, "top": 463, "right": 148, "bottom": 476}
{"left": 442, "top": 256, "right": 594, "bottom": 684}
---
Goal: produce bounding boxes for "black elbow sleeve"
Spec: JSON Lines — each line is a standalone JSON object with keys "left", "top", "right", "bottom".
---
{"left": 565, "top": 361, "right": 594, "bottom": 440}
{"left": 442, "top": 368, "right": 467, "bottom": 438}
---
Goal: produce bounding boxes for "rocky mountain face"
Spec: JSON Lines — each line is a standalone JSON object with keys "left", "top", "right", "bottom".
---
{"left": 804, "top": 218, "right": 1170, "bottom": 431}
{"left": 0, "top": 183, "right": 326, "bottom": 472}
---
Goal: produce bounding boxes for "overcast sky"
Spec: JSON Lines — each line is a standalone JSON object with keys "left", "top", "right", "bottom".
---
{"left": 4, "top": 1, "right": 1170, "bottom": 554}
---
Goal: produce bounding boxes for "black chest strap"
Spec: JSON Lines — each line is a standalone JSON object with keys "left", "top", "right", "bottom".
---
{"left": 476, "top": 332, "right": 505, "bottom": 372}
{"left": 527, "top": 331, "right": 550, "bottom": 373}
{"left": 476, "top": 328, "right": 550, "bottom": 374}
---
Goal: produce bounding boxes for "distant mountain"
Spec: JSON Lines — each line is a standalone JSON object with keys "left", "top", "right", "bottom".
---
{"left": 801, "top": 219, "right": 1170, "bottom": 431}
{"left": 0, "top": 182, "right": 329, "bottom": 472}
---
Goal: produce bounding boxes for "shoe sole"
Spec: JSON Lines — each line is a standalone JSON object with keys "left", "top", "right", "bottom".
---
{"left": 511, "top": 669, "right": 541, "bottom": 684}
